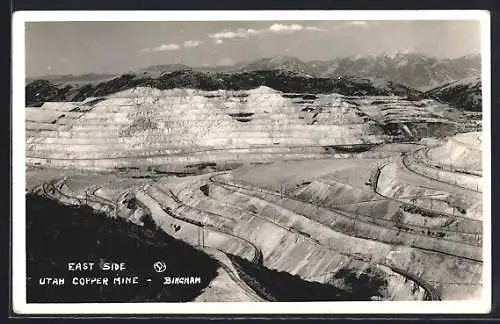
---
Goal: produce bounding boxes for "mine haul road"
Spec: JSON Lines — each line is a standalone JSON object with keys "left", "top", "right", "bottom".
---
{"left": 202, "top": 175, "right": 442, "bottom": 300}
{"left": 35, "top": 176, "right": 442, "bottom": 301}
{"left": 36, "top": 179, "right": 267, "bottom": 302}
{"left": 401, "top": 151, "right": 481, "bottom": 194}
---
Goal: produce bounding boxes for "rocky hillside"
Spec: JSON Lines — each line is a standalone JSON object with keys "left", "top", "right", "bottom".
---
{"left": 426, "top": 76, "right": 482, "bottom": 111}
{"left": 26, "top": 73, "right": 117, "bottom": 84}
{"left": 204, "top": 52, "right": 480, "bottom": 90}
{"left": 317, "top": 52, "right": 480, "bottom": 91}
{"left": 238, "top": 55, "right": 315, "bottom": 76}
{"left": 27, "top": 52, "right": 480, "bottom": 94}
{"left": 214, "top": 52, "right": 480, "bottom": 90}
{"left": 26, "top": 70, "right": 423, "bottom": 107}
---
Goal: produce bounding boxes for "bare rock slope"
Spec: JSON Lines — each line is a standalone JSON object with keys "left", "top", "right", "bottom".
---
{"left": 25, "top": 85, "right": 476, "bottom": 171}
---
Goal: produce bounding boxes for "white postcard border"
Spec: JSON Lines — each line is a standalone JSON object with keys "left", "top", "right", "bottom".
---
{"left": 12, "top": 10, "right": 492, "bottom": 315}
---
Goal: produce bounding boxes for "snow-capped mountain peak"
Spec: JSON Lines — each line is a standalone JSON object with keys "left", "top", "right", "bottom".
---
{"left": 383, "top": 49, "right": 410, "bottom": 59}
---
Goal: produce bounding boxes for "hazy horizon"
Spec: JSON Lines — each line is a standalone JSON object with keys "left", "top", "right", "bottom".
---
{"left": 25, "top": 20, "right": 481, "bottom": 78}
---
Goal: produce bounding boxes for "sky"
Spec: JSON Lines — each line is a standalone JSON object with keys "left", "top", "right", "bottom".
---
{"left": 25, "top": 20, "right": 481, "bottom": 77}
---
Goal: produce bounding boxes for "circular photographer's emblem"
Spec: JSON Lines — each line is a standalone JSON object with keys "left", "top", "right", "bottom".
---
{"left": 153, "top": 261, "right": 167, "bottom": 273}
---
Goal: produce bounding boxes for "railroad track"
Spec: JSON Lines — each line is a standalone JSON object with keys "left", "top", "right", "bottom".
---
{"left": 140, "top": 183, "right": 262, "bottom": 265}
{"left": 209, "top": 176, "right": 482, "bottom": 244}
{"left": 26, "top": 144, "right": 378, "bottom": 160}
{"left": 34, "top": 178, "right": 269, "bottom": 300}
{"left": 41, "top": 179, "right": 82, "bottom": 204}
{"left": 423, "top": 148, "right": 482, "bottom": 177}
{"left": 402, "top": 152, "right": 482, "bottom": 194}
{"left": 387, "top": 265, "right": 441, "bottom": 301}
{"left": 217, "top": 255, "right": 267, "bottom": 302}
{"left": 153, "top": 186, "right": 237, "bottom": 225}
{"left": 300, "top": 264, "right": 441, "bottom": 301}
{"left": 190, "top": 180, "right": 442, "bottom": 301}
{"left": 209, "top": 178, "right": 482, "bottom": 263}
{"left": 166, "top": 184, "right": 238, "bottom": 224}
{"left": 309, "top": 179, "right": 480, "bottom": 235}
{"left": 164, "top": 188, "right": 263, "bottom": 265}
{"left": 38, "top": 179, "right": 267, "bottom": 299}
{"left": 89, "top": 186, "right": 117, "bottom": 206}
{"left": 202, "top": 248, "right": 268, "bottom": 302}
{"left": 34, "top": 176, "right": 446, "bottom": 300}
{"left": 140, "top": 187, "right": 267, "bottom": 298}
{"left": 373, "top": 161, "right": 482, "bottom": 225}
{"left": 450, "top": 136, "right": 482, "bottom": 152}
{"left": 40, "top": 179, "right": 117, "bottom": 215}
{"left": 25, "top": 140, "right": 431, "bottom": 162}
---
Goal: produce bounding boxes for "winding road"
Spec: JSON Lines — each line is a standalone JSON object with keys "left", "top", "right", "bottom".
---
{"left": 201, "top": 176, "right": 443, "bottom": 300}
{"left": 373, "top": 161, "right": 482, "bottom": 225}
{"left": 35, "top": 178, "right": 268, "bottom": 302}
{"left": 402, "top": 151, "right": 482, "bottom": 194}
{"left": 209, "top": 176, "right": 482, "bottom": 248}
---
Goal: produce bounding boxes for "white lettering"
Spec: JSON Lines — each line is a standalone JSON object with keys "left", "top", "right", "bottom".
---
{"left": 71, "top": 277, "right": 109, "bottom": 286}
{"left": 68, "top": 262, "right": 95, "bottom": 271}
{"left": 39, "top": 277, "right": 65, "bottom": 285}
{"left": 101, "top": 262, "right": 126, "bottom": 271}
{"left": 163, "top": 276, "right": 201, "bottom": 285}
{"left": 113, "top": 276, "right": 139, "bottom": 285}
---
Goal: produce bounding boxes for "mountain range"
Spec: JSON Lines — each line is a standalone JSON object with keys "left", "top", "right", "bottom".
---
{"left": 25, "top": 70, "right": 425, "bottom": 107}
{"left": 28, "top": 52, "right": 480, "bottom": 91}
{"left": 231, "top": 52, "right": 480, "bottom": 91}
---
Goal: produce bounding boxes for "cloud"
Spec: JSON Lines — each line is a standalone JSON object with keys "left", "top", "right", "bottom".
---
{"left": 183, "top": 40, "right": 203, "bottom": 48}
{"left": 139, "top": 39, "right": 204, "bottom": 53}
{"left": 268, "top": 23, "right": 304, "bottom": 33}
{"left": 267, "top": 24, "right": 327, "bottom": 33}
{"left": 209, "top": 31, "right": 239, "bottom": 39}
{"left": 139, "top": 43, "right": 180, "bottom": 52}
{"left": 207, "top": 23, "right": 326, "bottom": 44}
{"left": 347, "top": 21, "right": 369, "bottom": 27}
{"left": 246, "top": 28, "right": 259, "bottom": 35}
{"left": 208, "top": 28, "right": 260, "bottom": 40}
{"left": 304, "top": 26, "right": 327, "bottom": 31}
{"left": 331, "top": 21, "right": 370, "bottom": 31}
{"left": 208, "top": 28, "right": 265, "bottom": 44}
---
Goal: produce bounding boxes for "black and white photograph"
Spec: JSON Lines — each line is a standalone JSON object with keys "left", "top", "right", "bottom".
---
{"left": 12, "top": 10, "right": 491, "bottom": 314}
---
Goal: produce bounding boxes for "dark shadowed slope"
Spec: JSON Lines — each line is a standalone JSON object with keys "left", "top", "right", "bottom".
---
{"left": 26, "top": 70, "right": 424, "bottom": 106}
{"left": 426, "top": 76, "right": 482, "bottom": 112}
{"left": 26, "top": 194, "right": 219, "bottom": 303}
{"left": 27, "top": 52, "right": 479, "bottom": 97}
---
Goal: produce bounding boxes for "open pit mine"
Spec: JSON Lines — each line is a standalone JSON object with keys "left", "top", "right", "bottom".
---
{"left": 26, "top": 75, "right": 483, "bottom": 302}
